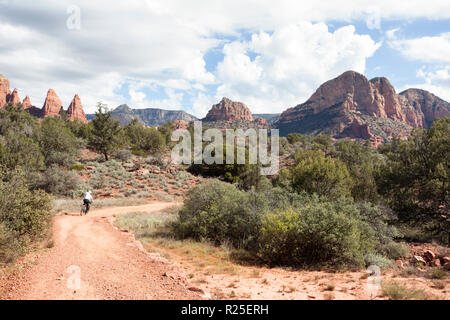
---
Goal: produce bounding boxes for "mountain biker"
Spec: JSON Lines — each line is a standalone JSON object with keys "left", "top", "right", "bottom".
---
{"left": 83, "top": 190, "right": 93, "bottom": 214}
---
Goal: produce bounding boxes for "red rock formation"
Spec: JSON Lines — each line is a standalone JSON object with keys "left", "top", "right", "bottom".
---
{"left": 340, "top": 118, "right": 372, "bottom": 140}
{"left": 254, "top": 117, "right": 268, "bottom": 126}
{"left": 22, "top": 96, "right": 32, "bottom": 109}
{"left": 399, "top": 88, "right": 450, "bottom": 127}
{"left": 42, "top": 89, "right": 63, "bottom": 118}
{"left": 276, "top": 71, "right": 450, "bottom": 140}
{"left": 66, "top": 94, "right": 87, "bottom": 123}
{"left": 0, "top": 75, "right": 10, "bottom": 108}
{"left": 204, "top": 97, "right": 253, "bottom": 122}
{"left": 6, "top": 88, "right": 21, "bottom": 105}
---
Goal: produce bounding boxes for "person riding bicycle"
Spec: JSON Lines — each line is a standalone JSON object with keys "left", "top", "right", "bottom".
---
{"left": 83, "top": 190, "right": 93, "bottom": 214}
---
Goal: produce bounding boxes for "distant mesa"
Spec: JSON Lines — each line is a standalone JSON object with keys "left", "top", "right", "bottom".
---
{"left": 109, "top": 104, "right": 198, "bottom": 127}
{"left": 275, "top": 70, "right": 450, "bottom": 140}
{"left": 0, "top": 74, "right": 88, "bottom": 123}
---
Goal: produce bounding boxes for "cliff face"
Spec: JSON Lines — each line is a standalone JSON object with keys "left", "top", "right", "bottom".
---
{"left": 66, "top": 94, "right": 88, "bottom": 123}
{"left": 275, "top": 71, "right": 450, "bottom": 140}
{"left": 6, "top": 88, "right": 21, "bottom": 105}
{"left": 42, "top": 89, "right": 63, "bottom": 117}
{"left": 0, "top": 75, "right": 10, "bottom": 108}
{"left": 204, "top": 97, "right": 253, "bottom": 122}
{"left": 111, "top": 104, "right": 198, "bottom": 126}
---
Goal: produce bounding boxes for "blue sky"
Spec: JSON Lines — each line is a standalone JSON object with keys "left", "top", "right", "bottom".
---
{"left": 0, "top": 1, "right": 449, "bottom": 116}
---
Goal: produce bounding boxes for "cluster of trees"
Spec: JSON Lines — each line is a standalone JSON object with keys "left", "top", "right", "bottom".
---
{"left": 0, "top": 102, "right": 175, "bottom": 263}
{"left": 174, "top": 118, "right": 449, "bottom": 268}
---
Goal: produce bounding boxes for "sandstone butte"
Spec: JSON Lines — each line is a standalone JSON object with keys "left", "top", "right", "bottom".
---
{"left": 6, "top": 88, "right": 21, "bottom": 105}
{"left": 0, "top": 74, "right": 10, "bottom": 108}
{"left": 42, "top": 89, "right": 63, "bottom": 117}
{"left": 22, "top": 96, "right": 32, "bottom": 109}
{"left": 204, "top": 97, "right": 254, "bottom": 122}
{"left": 0, "top": 75, "right": 88, "bottom": 122}
{"left": 66, "top": 94, "right": 88, "bottom": 123}
{"left": 275, "top": 70, "right": 450, "bottom": 142}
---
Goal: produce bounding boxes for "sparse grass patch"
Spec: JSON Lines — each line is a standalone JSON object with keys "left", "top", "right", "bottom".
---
{"left": 325, "top": 284, "right": 335, "bottom": 291}
{"left": 382, "top": 281, "right": 430, "bottom": 300}
{"left": 432, "top": 280, "right": 446, "bottom": 290}
{"left": 429, "top": 268, "right": 447, "bottom": 280}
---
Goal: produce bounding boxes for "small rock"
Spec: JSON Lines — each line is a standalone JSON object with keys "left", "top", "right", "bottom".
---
{"left": 412, "top": 255, "right": 427, "bottom": 265}
{"left": 396, "top": 260, "right": 404, "bottom": 269}
{"left": 432, "top": 259, "right": 441, "bottom": 267}
{"left": 443, "top": 257, "right": 450, "bottom": 264}
{"left": 188, "top": 286, "right": 204, "bottom": 294}
{"left": 423, "top": 250, "right": 436, "bottom": 262}
{"left": 444, "top": 262, "right": 450, "bottom": 271}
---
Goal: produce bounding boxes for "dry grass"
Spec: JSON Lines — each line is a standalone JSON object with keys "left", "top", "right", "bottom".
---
{"left": 115, "top": 210, "right": 242, "bottom": 278}
{"left": 382, "top": 281, "right": 431, "bottom": 300}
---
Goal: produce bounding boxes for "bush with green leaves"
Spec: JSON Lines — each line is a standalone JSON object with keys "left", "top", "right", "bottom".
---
{"left": 291, "top": 150, "right": 353, "bottom": 199}
{"left": 378, "top": 118, "right": 450, "bottom": 244}
{"left": 258, "top": 197, "right": 377, "bottom": 268}
{"left": 29, "top": 165, "right": 81, "bottom": 197}
{"left": 174, "top": 180, "right": 268, "bottom": 249}
{"left": 113, "top": 149, "right": 133, "bottom": 162}
{"left": 0, "top": 170, "right": 53, "bottom": 264}
{"left": 38, "top": 117, "right": 80, "bottom": 167}
{"left": 364, "top": 253, "right": 394, "bottom": 269}
{"left": 88, "top": 103, "right": 122, "bottom": 161}
{"left": 125, "top": 119, "right": 166, "bottom": 155}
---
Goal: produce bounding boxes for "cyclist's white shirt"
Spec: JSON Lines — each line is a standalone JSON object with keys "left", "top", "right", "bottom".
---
{"left": 84, "top": 192, "right": 93, "bottom": 201}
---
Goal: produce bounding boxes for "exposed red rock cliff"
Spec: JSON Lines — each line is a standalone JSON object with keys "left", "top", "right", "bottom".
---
{"left": 204, "top": 97, "right": 253, "bottom": 122}
{"left": 276, "top": 71, "right": 450, "bottom": 140}
{"left": 66, "top": 94, "right": 87, "bottom": 123}
{"left": 6, "top": 88, "right": 21, "bottom": 105}
{"left": 22, "top": 96, "right": 32, "bottom": 109}
{"left": 254, "top": 117, "right": 268, "bottom": 126}
{"left": 42, "top": 89, "right": 63, "bottom": 118}
{"left": 0, "top": 75, "right": 10, "bottom": 108}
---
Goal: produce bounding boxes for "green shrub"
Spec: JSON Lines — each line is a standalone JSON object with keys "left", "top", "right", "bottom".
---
{"left": 0, "top": 223, "right": 25, "bottom": 264}
{"left": 382, "top": 241, "right": 409, "bottom": 260}
{"left": 430, "top": 268, "right": 447, "bottom": 280}
{"left": 258, "top": 197, "right": 377, "bottom": 268}
{"left": 29, "top": 165, "right": 81, "bottom": 197}
{"left": 382, "top": 281, "right": 430, "bottom": 300}
{"left": 114, "top": 149, "right": 133, "bottom": 162}
{"left": 0, "top": 171, "right": 53, "bottom": 264}
{"left": 70, "top": 163, "right": 85, "bottom": 171}
{"left": 38, "top": 117, "right": 80, "bottom": 167}
{"left": 291, "top": 150, "right": 353, "bottom": 199}
{"left": 364, "top": 253, "right": 394, "bottom": 269}
{"left": 174, "top": 180, "right": 267, "bottom": 249}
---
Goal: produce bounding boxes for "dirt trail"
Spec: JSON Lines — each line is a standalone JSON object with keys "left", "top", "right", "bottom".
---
{"left": 1, "top": 202, "right": 200, "bottom": 300}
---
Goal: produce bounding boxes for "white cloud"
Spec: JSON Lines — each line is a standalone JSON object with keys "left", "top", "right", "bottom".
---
{"left": 0, "top": 0, "right": 449, "bottom": 115}
{"left": 215, "top": 23, "right": 380, "bottom": 113}
{"left": 389, "top": 32, "right": 450, "bottom": 63}
{"left": 402, "top": 67, "right": 450, "bottom": 101}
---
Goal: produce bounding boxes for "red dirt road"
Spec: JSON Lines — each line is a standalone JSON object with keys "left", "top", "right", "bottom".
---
{"left": 1, "top": 203, "right": 200, "bottom": 300}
